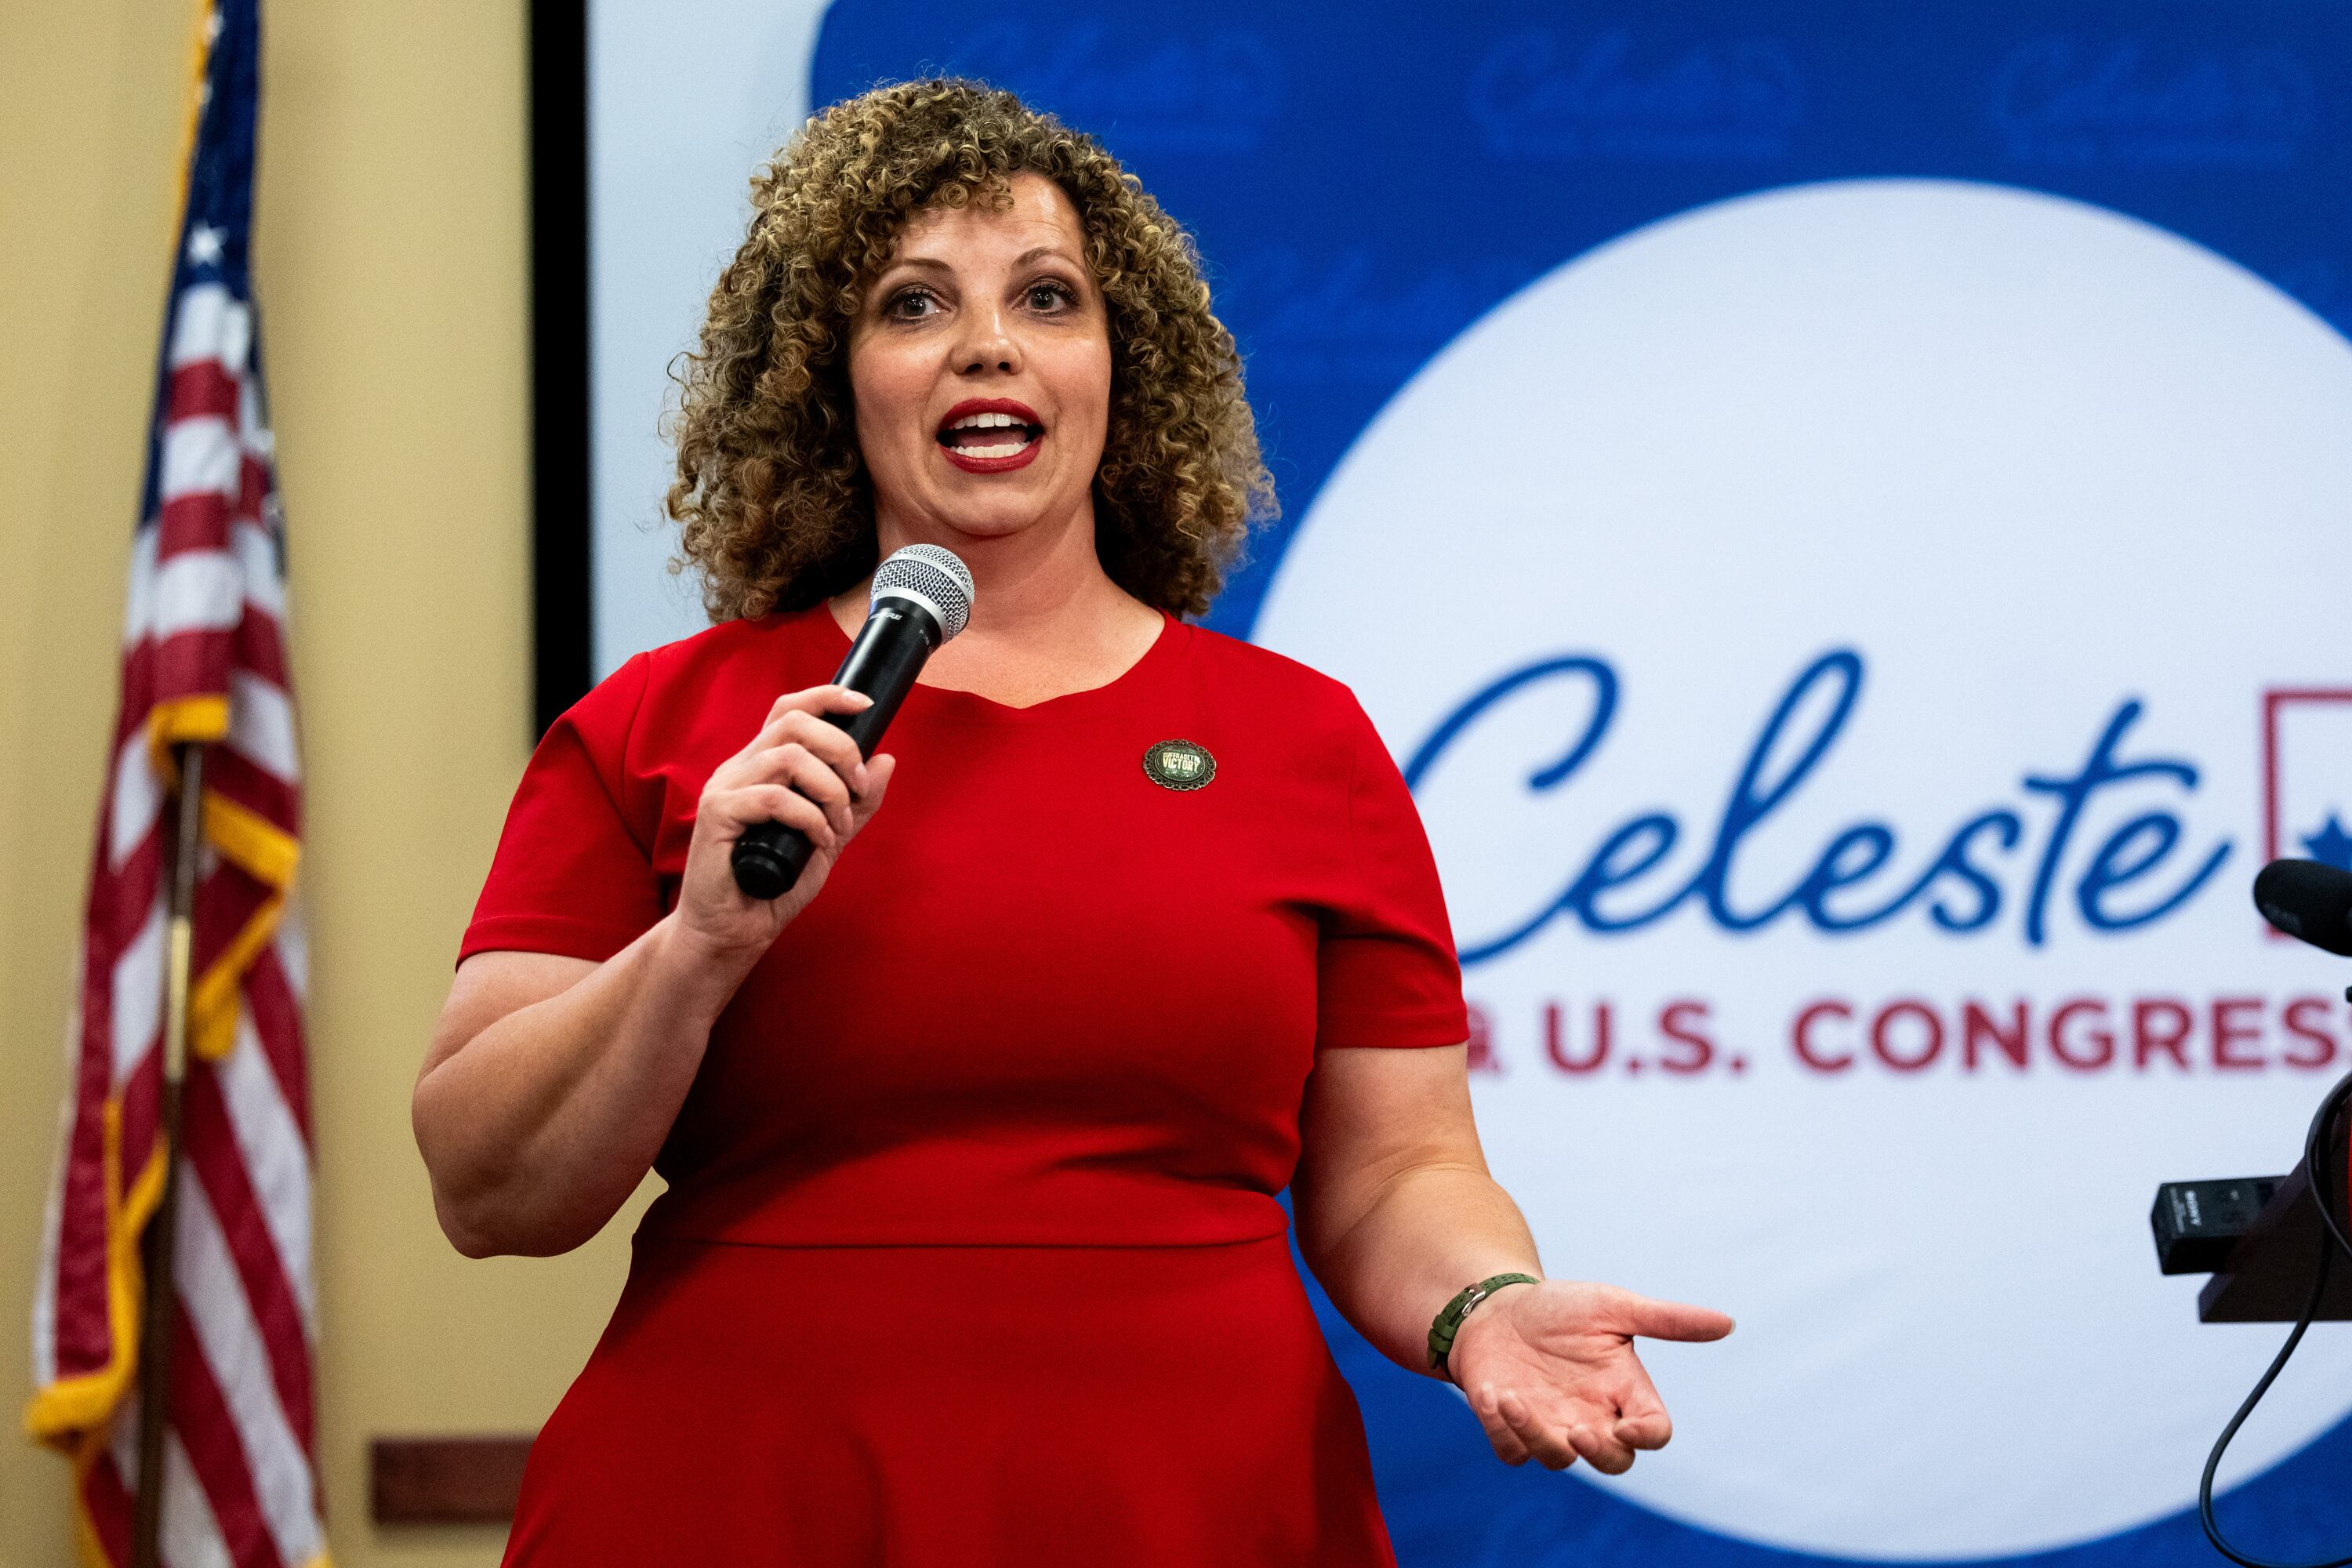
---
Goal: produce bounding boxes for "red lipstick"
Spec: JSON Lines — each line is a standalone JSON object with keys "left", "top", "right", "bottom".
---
{"left": 936, "top": 397, "right": 1044, "bottom": 474}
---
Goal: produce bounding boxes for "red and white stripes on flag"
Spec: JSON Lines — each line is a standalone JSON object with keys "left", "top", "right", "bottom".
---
{"left": 27, "top": 2, "right": 326, "bottom": 1564}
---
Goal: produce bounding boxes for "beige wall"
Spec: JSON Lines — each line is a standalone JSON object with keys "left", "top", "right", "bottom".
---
{"left": 0, "top": 2, "right": 648, "bottom": 1563}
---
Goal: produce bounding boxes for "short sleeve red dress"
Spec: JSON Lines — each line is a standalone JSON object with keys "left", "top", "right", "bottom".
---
{"left": 463, "top": 603, "right": 1467, "bottom": 1566}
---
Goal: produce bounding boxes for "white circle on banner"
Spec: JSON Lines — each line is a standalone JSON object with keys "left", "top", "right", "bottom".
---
{"left": 1255, "top": 180, "right": 2352, "bottom": 1558}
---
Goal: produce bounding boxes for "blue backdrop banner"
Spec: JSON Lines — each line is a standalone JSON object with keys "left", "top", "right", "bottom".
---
{"left": 808, "top": 7, "right": 2352, "bottom": 1564}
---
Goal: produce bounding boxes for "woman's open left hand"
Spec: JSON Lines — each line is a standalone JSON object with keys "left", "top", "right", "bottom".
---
{"left": 1449, "top": 1281, "right": 1733, "bottom": 1475}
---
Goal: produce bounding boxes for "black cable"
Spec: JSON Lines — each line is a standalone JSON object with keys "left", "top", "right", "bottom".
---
{"left": 2301, "top": 1073, "right": 2352, "bottom": 1264}
{"left": 2198, "top": 1071, "right": 2352, "bottom": 1568}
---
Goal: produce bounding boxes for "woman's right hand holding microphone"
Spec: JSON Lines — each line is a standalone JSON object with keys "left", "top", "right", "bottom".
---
{"left": 670, "top": 684, "right": 896, "bottom": 971}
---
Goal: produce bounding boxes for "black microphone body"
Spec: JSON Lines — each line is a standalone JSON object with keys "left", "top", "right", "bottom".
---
{"left": 2254, "top": 858, "right": 2352, "bottom": 957}
{"left": 728, "top": 597, "right": 942, "bottom": 900}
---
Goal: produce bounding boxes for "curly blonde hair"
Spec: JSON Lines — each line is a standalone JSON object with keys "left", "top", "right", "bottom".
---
{"left": 665, "top": 78, "right": 1275, "bottom": 622}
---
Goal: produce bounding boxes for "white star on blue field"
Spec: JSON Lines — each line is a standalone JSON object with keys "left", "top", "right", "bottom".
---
{"left": 2302, "top": 814, "right": 2352, "bottom": 870}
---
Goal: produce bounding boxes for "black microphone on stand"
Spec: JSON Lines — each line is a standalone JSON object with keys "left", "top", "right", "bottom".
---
{"left": 2254, "top": 858, "right": 2352, "bottom": 957}
{"left": 729, "top": 543, "right": 975, "bottom": 900}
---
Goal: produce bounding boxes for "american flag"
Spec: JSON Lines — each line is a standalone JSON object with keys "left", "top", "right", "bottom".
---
{"left": 27, "top": 1, "right": 326, "bottom": 1564}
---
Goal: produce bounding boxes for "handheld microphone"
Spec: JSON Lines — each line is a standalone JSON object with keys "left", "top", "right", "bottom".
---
{"left": 729, "top": 543, "right": 974, "bottom": 900}
{"left": 2253, "top": 858, "right": 2352, "bottom": 957}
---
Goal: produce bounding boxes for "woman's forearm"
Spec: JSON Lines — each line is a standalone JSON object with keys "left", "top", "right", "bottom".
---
{"left": 413, "top": 916, "right": 751, "bottom": 1257}
{"left": 418, "top": 686, "right": 891, "bottom": 1259}
{"left": 1301, "top": 1161, "right": 1543, "bottom": 1377}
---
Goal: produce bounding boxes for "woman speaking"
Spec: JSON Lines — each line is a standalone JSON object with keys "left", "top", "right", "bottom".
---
{"left": 413, "top": 79, "right": 1731, "bottom": 1564}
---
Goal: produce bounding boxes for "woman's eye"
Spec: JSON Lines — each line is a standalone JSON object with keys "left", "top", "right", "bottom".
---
{"left": 886, "top": 289, "right": 938, "bottom": 320}
{"left": 1026, "top": 281, "right": 1073, "bottom": 311}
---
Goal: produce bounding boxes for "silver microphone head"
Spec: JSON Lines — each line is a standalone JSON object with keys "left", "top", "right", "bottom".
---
{"left": 869, "top": 543, "right": 975, "bottom": 642}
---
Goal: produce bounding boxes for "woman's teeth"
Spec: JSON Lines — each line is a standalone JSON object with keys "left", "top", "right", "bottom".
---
{"left": 940, "top": 410, "right": 1040, "bottom": 459}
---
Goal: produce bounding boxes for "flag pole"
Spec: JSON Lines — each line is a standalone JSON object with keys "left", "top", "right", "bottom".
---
{"left": 130, "top": 741, "right": 207, "bottom": 1568}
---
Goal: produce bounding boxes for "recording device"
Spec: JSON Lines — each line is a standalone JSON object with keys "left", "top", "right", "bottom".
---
{"left": 2151, "top": 858, "right": 2352, "bottom": 1568}
{"left": 728, "top": 544, "right": 975, "bottom": 900}
{"left": 2152, "top": 1176, "right": 2281, "bottom": 1278}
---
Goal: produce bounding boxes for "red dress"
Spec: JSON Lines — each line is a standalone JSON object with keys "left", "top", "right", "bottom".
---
{"left": 462, "top": 604, "right": 1467, "bottom": 1566}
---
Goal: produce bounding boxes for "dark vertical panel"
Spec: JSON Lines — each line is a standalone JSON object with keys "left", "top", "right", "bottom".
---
{"left": 528, "top": 0, "right": 593, "bottom": 735}
{"left": 369, "top": 1436, "right": 535, "bottom": 1523}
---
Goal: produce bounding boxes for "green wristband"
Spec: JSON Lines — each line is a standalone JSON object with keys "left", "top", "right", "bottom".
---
{"left": 1427, "top": 1272, "right": 1540, "bottom": 1380}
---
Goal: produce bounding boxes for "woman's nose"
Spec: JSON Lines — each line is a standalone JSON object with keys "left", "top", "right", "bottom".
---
{"left": 955, "top": 305, "right": 1022, "bottom": 375}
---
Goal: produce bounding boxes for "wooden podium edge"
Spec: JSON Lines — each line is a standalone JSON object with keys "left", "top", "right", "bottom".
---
{"left": 2198, "top": 1160, "right": 2352, "bottom": 1323}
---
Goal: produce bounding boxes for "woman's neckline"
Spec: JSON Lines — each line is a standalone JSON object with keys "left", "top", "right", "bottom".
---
{"left": 818, "top": 599, "right": 1184, "bottom": 721}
